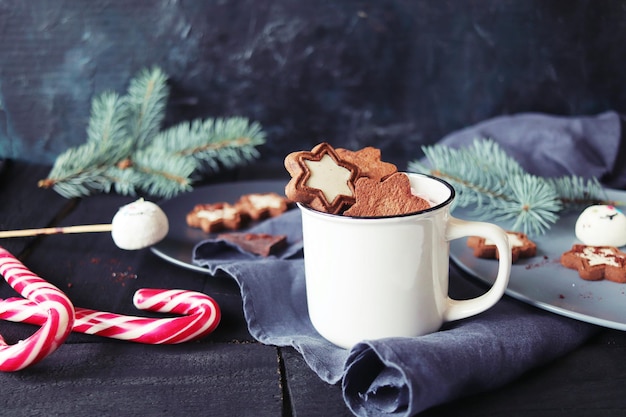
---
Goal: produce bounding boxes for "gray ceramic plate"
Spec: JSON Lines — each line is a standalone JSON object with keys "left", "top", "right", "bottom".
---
{"left": 150, "top": 180, "right": 287, "bottom": 273}
{"left": 450, "top": 188, "right": 626, "bottom": 330}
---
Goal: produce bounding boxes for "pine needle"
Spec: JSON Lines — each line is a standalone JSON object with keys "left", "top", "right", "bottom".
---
{"left": 130, "top": 147, "right": 195, "bottom": 198}
{"left": 149, "top": 116, "right": 265, "bottom": 171}
{"left": 409, "top": 138, "right": 607, "bottom": 235}
{"left": 126, "top": 67, "right": 169, "bottom": 148}
{"left": 491, "top": 174, "right": 561, "bottom": 236}
{"left": 548, "top": 175, "right": 606, "bottom": 208}
{"left": 86, "top": 92, "right": 128, "bottom": 145}
{"left": 39, "top": 66, "right": 265, "bottom": 199}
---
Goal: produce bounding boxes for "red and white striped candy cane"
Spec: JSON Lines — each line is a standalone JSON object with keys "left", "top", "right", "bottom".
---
{"left": 0, "top": 288, "right": 220, "bottom": 344}
{"left": 0, "top": 248, "right": 75, "bottom": 371}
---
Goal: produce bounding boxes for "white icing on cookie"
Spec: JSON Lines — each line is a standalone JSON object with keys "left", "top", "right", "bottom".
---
{"left": 575, "top": 205, "right": 626, "bottom": 247}
{"left": 304, "top": 154, "right": 353, "bottom": 203}
{"left": 576, "top": 246, "right": 620, "bottom": 267}
{"left": 485, "top": 233, "right": 524, "bottom": 247}
{"left": 197, "top": 206, "right": 238, "bottom": 221}
{"left": 111, "top": 199, "right": 169, "bottom": 250}
{"left": 248, "top": 194, "right": 283, "bottom": 209}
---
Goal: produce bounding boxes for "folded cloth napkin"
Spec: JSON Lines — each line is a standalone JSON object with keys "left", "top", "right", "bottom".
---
{"left": 436, "top": 110, "right": 626, "bottom": 188}
{"left": 193, "top": 111, "right": 623, "bottom": 416}
{"left": 194, "top": 210, "right": 352, "bottom": 383}
{"left": 342, "top": 278, "right": 593, "bottom": 416}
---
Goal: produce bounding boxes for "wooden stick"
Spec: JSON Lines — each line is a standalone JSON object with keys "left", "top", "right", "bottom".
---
{"left": 0, "top": 224, "right": 113, "bottom": 238}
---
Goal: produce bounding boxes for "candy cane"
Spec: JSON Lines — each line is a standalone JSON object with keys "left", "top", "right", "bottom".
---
{"left": 0, "top": 248, "right": 74, "bottom": 371}
{"left": 0, "top": 288, "right": 220, "bottom": 344}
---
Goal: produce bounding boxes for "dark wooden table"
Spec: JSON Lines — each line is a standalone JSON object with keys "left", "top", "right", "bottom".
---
{"left": 1, "top": 159, "right": 626, "bottom": 417}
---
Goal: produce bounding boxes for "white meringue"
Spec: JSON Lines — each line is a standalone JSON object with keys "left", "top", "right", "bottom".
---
{"left": 575, "top": 205, "right": 626, "bottom": 247}
{"left": 111, "top": 199, "right": 169, "bottom": 250}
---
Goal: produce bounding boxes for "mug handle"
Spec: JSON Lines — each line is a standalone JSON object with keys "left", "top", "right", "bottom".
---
{"left": 442, "top": 216, "right": 512, "bottom": 322}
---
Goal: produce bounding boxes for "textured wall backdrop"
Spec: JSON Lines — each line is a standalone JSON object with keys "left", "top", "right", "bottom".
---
{"left": 1, "top": 0, "right": 626, "bottom": 170}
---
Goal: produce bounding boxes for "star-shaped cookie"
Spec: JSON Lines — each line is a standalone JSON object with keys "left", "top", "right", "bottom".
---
{"left": 467, "top": 231, "right": 537, "bottom": 263}
{"left": 343, "top": 172, "right": 430, "bottom": 217}
{"left": 235, "top": 192, "right": 290, "bottom": 221}
{"left": 186, "top": 202, "right": 244, "bottom": 233}
{"left": 560, "top": 244, "right": 626, "bottom": 283}
{"left": 284, "top": 142, "right": 360, "bottom": 214}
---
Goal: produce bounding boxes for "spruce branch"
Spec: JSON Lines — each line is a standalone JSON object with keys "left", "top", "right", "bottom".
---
{"left": 39, "top": 66, "right": 265, "bottom": 199}
{"left": 86, "top": 91, "right": 128, "bottom": 146}
{"left": 408, "top": 138, "right": 608, "bottom": 236}
{"left": 547, "top": 175, "right": 606, "bottom": 206}
{"left": 126, "top": 66, "right": 169, "bottom": 149}
{"left": 149, "top": 116, "right": 265, "bottom": 172}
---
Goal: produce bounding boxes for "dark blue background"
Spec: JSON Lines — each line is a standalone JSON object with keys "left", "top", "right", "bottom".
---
{"left": 1, "top": 0, "right": 625, "bottom": 170}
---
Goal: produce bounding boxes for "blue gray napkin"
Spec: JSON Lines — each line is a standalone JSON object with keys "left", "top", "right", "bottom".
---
{"left": 342, "top": 286, "right": 593, "bottom": 416}
{"left": 437, "top": 110, "right": 626, "bottom": 188}
{"left": 193, "top": 111, "right": 623, "bottom": 416}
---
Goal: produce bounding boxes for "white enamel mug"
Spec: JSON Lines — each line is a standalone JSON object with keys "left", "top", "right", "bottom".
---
{"left": 300, "top": 173, "right": 511, "bottom": 349}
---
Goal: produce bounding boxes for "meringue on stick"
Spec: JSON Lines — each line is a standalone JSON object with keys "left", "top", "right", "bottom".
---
{"left": 0, "top": 199, "right": 169, "bottom": 250}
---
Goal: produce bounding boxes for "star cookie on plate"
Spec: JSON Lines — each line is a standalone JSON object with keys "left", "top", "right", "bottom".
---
{"left": 560, "top": 244, "right": 626, "bottom": 283}
{"left": 186, "top": 202, "right": 245, "bottom": 233}
{"left": 284, "top": 142, "right": 360, "bottom": 214}
{"left": 467, "top": 231, "right": 537, "bottom": 263}
{"left": 235, "top": 192, "right": 291, "bottom": 221}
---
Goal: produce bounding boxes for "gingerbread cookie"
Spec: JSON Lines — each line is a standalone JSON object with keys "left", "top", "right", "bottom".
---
{"left": 236, "top": 192, "right": 290, "bottom": 221}
{"left": 336, "top": 146, "right": 397, "bottom": 181}
{"left": 284, "top": 142, "right": 360, "bottom": 214}
{"left": 561, "top": 244, "right": 626, "bottom": 283}
{"left": 467, "top": 231, "right": 537, "bottom": 263}
{"left": 186, "top": 202, "right": 245, "bottom": 233}
{"left": 218, "top": 233, "right": 287, "bottom": 257}
{"left": 343, "top": 172, "right": 430, "bottom": 217}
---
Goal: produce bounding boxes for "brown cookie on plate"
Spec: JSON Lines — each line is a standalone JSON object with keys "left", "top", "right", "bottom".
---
{"left": 467, "top": 231, "right": 537, "bottom": 263}
{"left": 560, "top": 244, "right": 626, "bottom": 283}
{"left": 186, "top": 202, "right": 245, "bottom": 233}
{"left": 235, "top": 192, "right": 291, "bottom": 221}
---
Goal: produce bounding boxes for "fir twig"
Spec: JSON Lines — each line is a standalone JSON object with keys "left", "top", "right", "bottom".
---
{"left": 125, "top": 67, "right": 168, "bottom": 148}
{"left": 547, "top": 176, "right": 608, "bottom": 207}
{"left": 149, "top": 117, "right": 265, "bottom": 172}
{"left": 408, "top": 138, "right": 608, "bottom": 236}
{"left": 38, "top": 66, "right": 265, "bottom": 199}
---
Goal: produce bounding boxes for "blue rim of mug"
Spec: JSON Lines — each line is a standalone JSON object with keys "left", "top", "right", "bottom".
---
{"left": 297, "top": 173, "right": 456, "bottom": 220}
